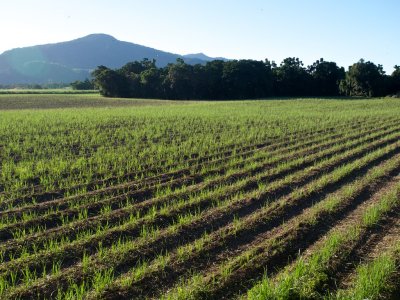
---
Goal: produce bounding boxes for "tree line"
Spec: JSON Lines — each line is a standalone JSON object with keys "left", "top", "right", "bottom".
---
{"left": 0, "top": 83, "right": 71, "bottom": 90}
{"left": 89, "top": 57, "right": 400, "bottom": 99}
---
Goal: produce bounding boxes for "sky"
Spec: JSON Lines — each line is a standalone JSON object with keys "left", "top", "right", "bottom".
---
{"left": 1, "top": 0, "right": 399, "bottom": 72}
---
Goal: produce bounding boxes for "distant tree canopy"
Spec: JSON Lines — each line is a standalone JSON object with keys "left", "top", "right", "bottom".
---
{"left": 0, "top": 83, "right": 70, "bottom": 89}
{"left": 91, "top": 57, "right": 399, "bottom": 99}
{"left": 70, "top": 78, "right": 95, "bottom": 90}
{"left": 339, "top": 59, "right": 387, "bottom": 97}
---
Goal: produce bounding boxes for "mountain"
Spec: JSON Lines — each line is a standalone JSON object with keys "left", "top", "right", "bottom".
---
{"left": 0, "top": 34, "right": 227, "bottom": 84}
{"left": 183, "top": 53, "right": 229, "bottom": 62}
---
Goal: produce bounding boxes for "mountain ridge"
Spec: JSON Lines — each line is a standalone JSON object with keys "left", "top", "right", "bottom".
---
{"left": 183, "top": 52, "right": 229, "bottom": 62}
{"left": 0, "top": 34, "right": 228, "bottom": 84}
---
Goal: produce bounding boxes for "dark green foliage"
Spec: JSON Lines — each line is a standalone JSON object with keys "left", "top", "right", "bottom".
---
{"left": 222, "top": 60, "right": 273, "bottom": 99}
{"left": 92, "top": 66, "right": 130, "bottom": 97}
{"left": 92, "top": 58, "right": 275, "bottom": 100}
{"left": 273, "top": 57, "right": 312, "bottom": 96}
{"left": 164, "top": 58, "right": 195, "bottom": 99}
{"left": 308, "top": 59, "right": 345, "bottom": 96}
{"left": 70, "top": 79, "right": 95, "bottom": 90}
{"left": 92, "top": 57, "right": 398, "bottom": 100}
{"left": 339, "top": 59, "right": 386, "bottom": 97}
{"left": 390, "top": 65, "right": 400, "bottom": 96}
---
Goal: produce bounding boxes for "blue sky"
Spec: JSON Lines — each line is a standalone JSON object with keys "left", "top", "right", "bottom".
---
{"left": 1, "top": 0, "right": 399, "bottom": 72}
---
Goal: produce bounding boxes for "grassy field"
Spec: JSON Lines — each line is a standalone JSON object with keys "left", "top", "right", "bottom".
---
{"left": 0, "top": 94, "right": 187, "bottom": 110}
{"left": 0, "top": 95, "right": 400, "bottom": 299}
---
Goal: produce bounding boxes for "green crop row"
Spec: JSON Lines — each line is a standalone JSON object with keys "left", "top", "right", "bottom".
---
{"left": 1, "top": 98, "right": 400, "bottom": 299}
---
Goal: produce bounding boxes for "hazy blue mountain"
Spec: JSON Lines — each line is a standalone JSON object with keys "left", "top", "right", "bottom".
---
{"left": 183, "top": 53, "right": 229, "bottom": 62}
{"left": 0, "top": 34, "right": 226, "bottom": 84}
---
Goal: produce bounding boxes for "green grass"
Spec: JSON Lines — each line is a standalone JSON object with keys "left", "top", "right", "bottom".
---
{"left": 0, "top": 93, "right": 186, "bottom": 109}
{"left": 1, "top": 95, "right": 400, "bottom": 299}
{"left": 333, "top": 244, "right": 399, "bottom": 300}
{"left": 245, "top": 181, "right": 400, "bottom": 300}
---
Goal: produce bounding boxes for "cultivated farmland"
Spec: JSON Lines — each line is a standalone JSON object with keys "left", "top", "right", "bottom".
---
{"left": 0, "top": 95, "right": 399, "bottom": 299}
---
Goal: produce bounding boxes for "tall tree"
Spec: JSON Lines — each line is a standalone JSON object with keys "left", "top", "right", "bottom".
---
{"left": 164, "top": 58, "right": 194, "bottom": 99}
{"left": 339, "top": 59, "right": 386, "bottom": 97}
{"left": 92, "top": 66, "right": 129, "bottom": 97}
{"left": 307, "top": 58, "right": 345, "bottom": 96}
{"left": 140, "top": 66, "right": 163, "bottom": 98}
{"left": 390, "top": 65, "right": 400, "bottom": 96}
{"left": 273, "top": 57, "right": 312, "bottom": 96}
{"left": 202, "top": 60, "right": 225, "bottom": 99}
{"left": 222, "top": 60, "right": 273, "bottom": 99}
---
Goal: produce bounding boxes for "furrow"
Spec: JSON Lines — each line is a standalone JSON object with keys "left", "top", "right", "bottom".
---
{"left": 3, "top": 139, "right": 400, "bottom": 299}
{"left": 158, "top": 154, "right": 400, "bottom": 300}
{"left": 0, "top": 117, "right": 390, "bottom": 211}
{"left": 1, "top": 129, "right": 398, "bottom": 268}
